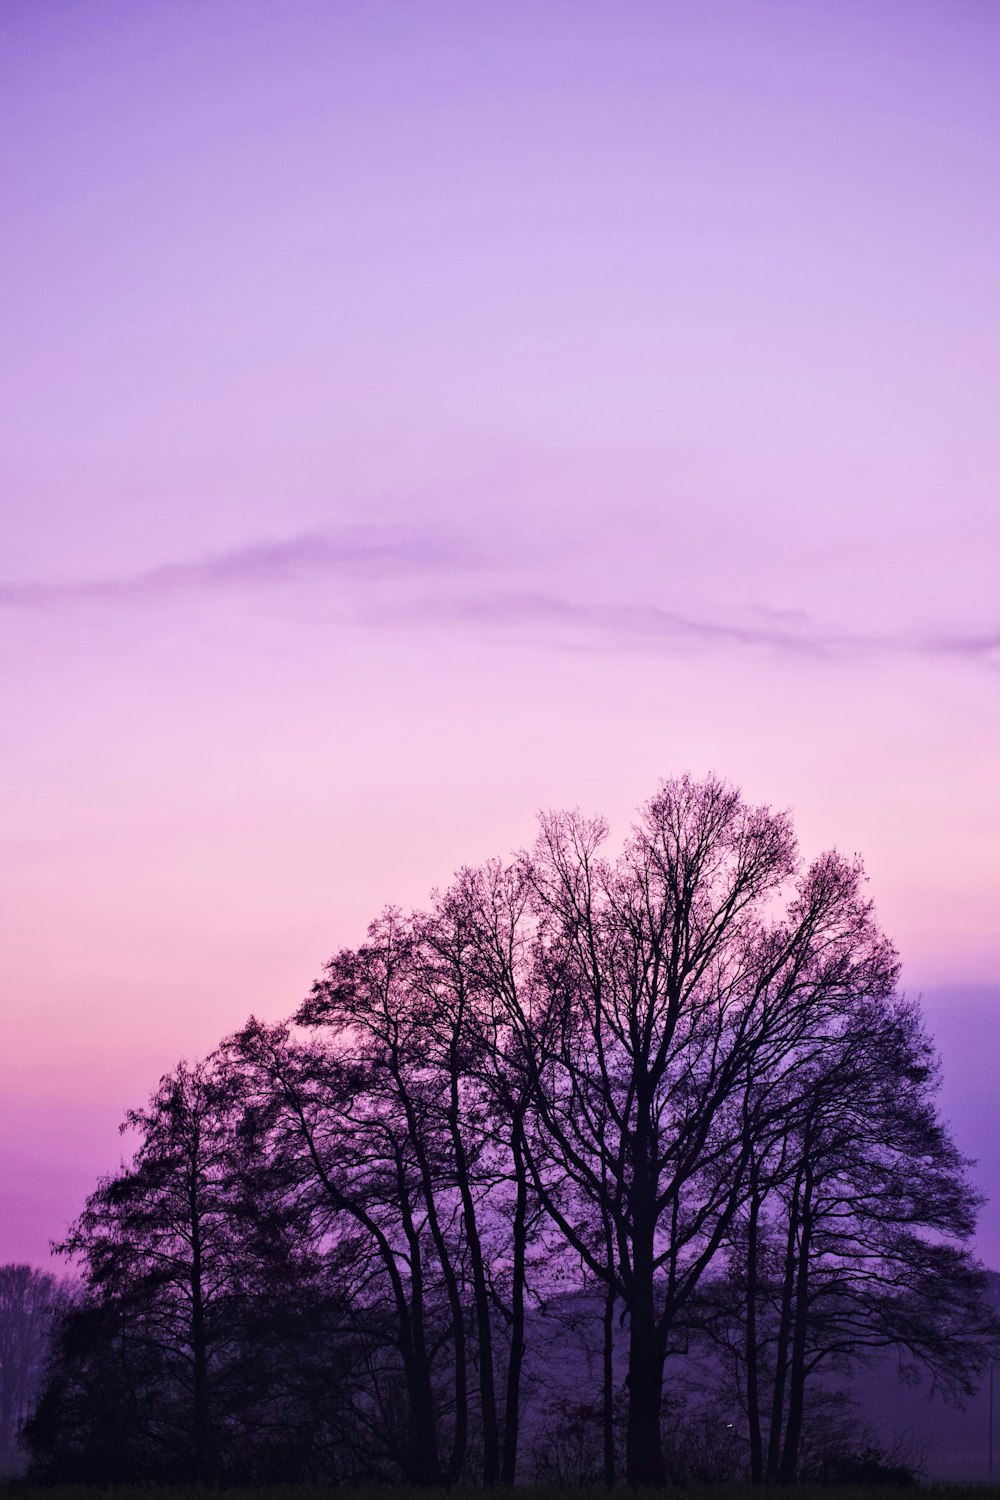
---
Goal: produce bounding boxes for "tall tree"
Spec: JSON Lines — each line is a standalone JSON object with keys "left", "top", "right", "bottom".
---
{"left": 232, "top": 1007, "right": 466, "bottom": 1485}
{"left": 301, "top": 874, "right": 548, "bottom": 1485}
{"left": 507, "top": 775, "right": 899, "bottom": 1484}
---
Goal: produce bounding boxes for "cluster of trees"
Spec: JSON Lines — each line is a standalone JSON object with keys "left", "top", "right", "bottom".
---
{"left": 0, "top": 1265, "right": 67, "bottom": 1475}
{"left": 28, "top": 777, "right": 996, "bottom": 1486}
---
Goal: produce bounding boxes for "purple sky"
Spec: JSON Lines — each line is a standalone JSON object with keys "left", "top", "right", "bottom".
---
{"left": 1, "top": 1, "right": 999, "bottom": 1268}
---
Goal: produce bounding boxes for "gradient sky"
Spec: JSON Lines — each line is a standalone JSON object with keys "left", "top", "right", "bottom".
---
{"left": 1, "top": 1, "right": 998, "bottom": 1269}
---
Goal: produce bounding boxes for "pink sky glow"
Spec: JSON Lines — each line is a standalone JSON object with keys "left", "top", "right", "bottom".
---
{"left": 1, "top": 1, "right": 999, "bottom": 1267}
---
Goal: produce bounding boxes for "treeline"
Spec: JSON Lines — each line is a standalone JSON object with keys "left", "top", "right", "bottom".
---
{"left": 29, "top": 777, "right": 996, "bottom": 1487}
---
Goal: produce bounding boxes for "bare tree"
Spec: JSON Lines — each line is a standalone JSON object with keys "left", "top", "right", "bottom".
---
{"left": 57, "top": 1060, "right": 248, "bottom": 1481}
{"left": 27, "top": 772, "right": 992, "bottom": 1491}
{"left": 717, "top": 995, "right": 994, "bottom": 1482}
{"left": 232, "top": 1002, "right": 466, "bottom": 1485}
{"left": 292, "top": 880, "right": 551, "bottom": 1486}
{"left": 504, "top": 775, "right": 899, "bottom": 1484}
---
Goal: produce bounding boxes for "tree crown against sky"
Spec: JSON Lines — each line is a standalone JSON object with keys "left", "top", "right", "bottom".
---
{"left": 35, "top": 775, "right": 997, "bottom": 1488}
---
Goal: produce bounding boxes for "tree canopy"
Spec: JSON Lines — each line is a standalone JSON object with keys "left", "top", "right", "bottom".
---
{"left": 30, "top": 775, "right": 997, "bottom": 1487}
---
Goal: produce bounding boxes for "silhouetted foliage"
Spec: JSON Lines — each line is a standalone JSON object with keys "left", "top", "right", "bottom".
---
{"left": 696, "top": 992, "right": 992, "bottom": 1482}
{"left": 0, "top": 1264, "right": 67, "bottom": 1476}
{"left": 28, "top": 776, "right": 998, "bottom": 1487}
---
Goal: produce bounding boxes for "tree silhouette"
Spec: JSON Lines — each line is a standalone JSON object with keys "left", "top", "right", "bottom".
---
{"left": 55, "top": 1061, "right": 249, "bottom": 1480}
{"left": 0, "top": 1265, "right": 66, "bottom": 1475}
{"left": 505, "top": 777, "right": 900, "bottom": 1483}
{"left": 29, "top": 774, "right": 997, "bottom": 1487}
{"left": 712, "top": 995, "right": 993, "bottom": 1481}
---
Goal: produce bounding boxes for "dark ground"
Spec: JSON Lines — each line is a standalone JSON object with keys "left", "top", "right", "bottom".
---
{"left": 4, "top": 1485, "right": 1000, "bottom": 1500}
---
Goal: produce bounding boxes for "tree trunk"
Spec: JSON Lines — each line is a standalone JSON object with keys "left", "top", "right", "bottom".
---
{"left": 745, "top": 1175, "right": 764, "bottom": 1484}
{"left": 189, "top": 1188, "right": 210, "bottom": 1485}
{"left": 625, "top": 1218, "right": 664, "bottom": 1488}
{"left": 389, "top": 1047, "right": 467, "bottom": 1484}
{"left": 449, "top": 1050, "right": 499, "bottom": 1485}
{"left": 410, "top": 1133, "right": 468, "bottom": 1483}
{"left": 625, "top": 1089, "right": 664, "bottom": 1489}
{"left": 398, "top": 1175, "right": 441, "bottom": 1485}
{"left": 778, "top": 1173, "right": 814, "bottom": 1485}
{"left": 766, "top": 1168, "right": 802, "bottom": 1482}
{"left": 625, "top": 1306, "right": 664, "bottom": 1485}
{"left": 603, "top": 1271, "right": 617, "bottom": 1487}
{"left": 500, "top": 1113, "right": 528, "bottom": 1484}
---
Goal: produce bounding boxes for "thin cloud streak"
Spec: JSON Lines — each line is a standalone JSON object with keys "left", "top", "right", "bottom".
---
{"left": 391, "top": 590, "right": 1000, "bottom": 669}
{"left": 2, "top": 531, "right": 997, "bottom": 670}
{"left": 0, "top": 527, "right": 475, "bottom": 607}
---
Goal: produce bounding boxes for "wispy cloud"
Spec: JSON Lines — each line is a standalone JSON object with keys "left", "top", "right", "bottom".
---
{"left": 381, "top": 589, "right": 1000, "bottom": 668}
{"left": 2, "top": 529, "right": 997, "bottom": 670}
{"left": 0, "top": 527, "right": 473, "bottom": 607}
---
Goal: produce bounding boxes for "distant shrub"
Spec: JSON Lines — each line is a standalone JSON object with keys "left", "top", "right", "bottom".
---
{"left": 808, "top": 1436, "right": 925, "bottom": 1486}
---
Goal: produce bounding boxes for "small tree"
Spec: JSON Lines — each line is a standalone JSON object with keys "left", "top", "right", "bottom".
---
{"left": 711, "top": 996, "right": 994, "bottom": 1482}
{"left": 54, "top": 1060, "right": 247, "bottom": 1481}
{"left": 0, "top": 1264, "right": 66, "bottom": 1474}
